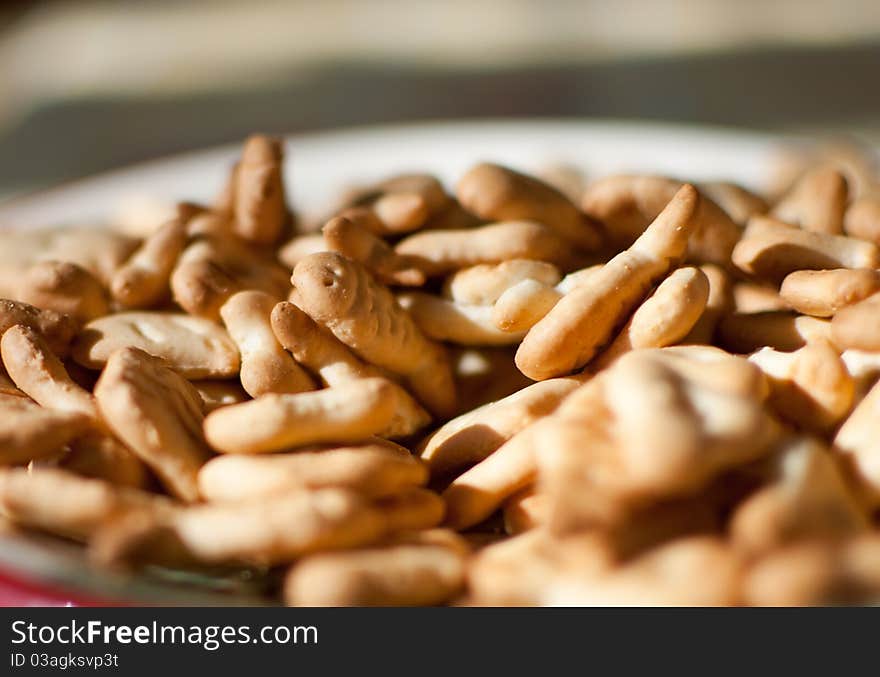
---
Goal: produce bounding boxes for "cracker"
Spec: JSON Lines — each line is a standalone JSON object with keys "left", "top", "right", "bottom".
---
{"left": 203, "top": 378, "right": 397, "bottom": 454}
{"left": 516, "top": 184, "right": 700, "bottom": 379}
{"left": 232, "top": 135, "right": 287, "bottom": 244}
{"left": 399, "top": 292, "right": 527, "bottom": 346}
{"left": 95, "top": 347, "right": 213, "bottom": 501}
{"left": 284, "top": 530, "right": 468, "bottom": 606}
{"left": 111, "top": 216, "right": 188, "bottom": 308}
{"left": 0, "top": 299, "right": 79, "bottom": 358}
{"left": 394, "top": 221, "right": 572, "bottom": 276}
{"left": 457, "top": 163, "right": 602, "bottom": 250}
{"left": 220, "top": 290, "right": 315, "bottom": 397}
{"left": 323, "top": 215, "right": 425, "bottom": 286}
{"left": 0, "top": 467, "right": 171, "bottom": 541}
{"left": 831, "top": 291, "right": 880, "bottom": 351}
{"left": 271, "top": 300, "right": 429, "bottom": 437}
{"left": 446, "top": 260, "right": 561, "bottom": 306}
{"left": 198, "top": 439, "right": 426, "bottom": 501}
{"left": 834, "top": 376, "right": 880, "bottom": 507}
{"left": 780, "top": 268, "right": 880, "bottom": 317}
{"left": 771, "top": 166, "right": 848, "bottom": 234}
{"left": 92, "top": 488, "right": 386, "bottom": 568}
{"left": 73, "top": 311, "right": 240, "bottom": 378}
{"left": 730, "top": 436, "right": 867, "bottom": 555}
{"left": 581, "top": 175, "right": 739, "bottom": 265}
{"left": 291, "top": 253, "right": 455, "bottom": 416}
{"left": 732, "top": 215, "right": 880, "bottom": 283}
{"left": 418, "top": 375, "right": 584, "bottom": 478}
{"left": 16, "top": 261, "right": 109, "bottom": 322}
{"left": 0, "top": 394, "right": 90, "bottom": 465}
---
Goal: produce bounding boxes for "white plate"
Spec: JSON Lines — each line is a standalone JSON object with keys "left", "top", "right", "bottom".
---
{"left": 0, "top": 119, "right": 781, "bottom": 604}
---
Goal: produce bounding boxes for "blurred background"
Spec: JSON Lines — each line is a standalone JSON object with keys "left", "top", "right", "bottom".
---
{"left": 0, "top": 0, "right": 878, "bottom": 196}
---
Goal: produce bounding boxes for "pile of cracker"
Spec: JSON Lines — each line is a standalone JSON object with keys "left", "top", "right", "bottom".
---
{"left": 2, "top": 136, "right": 880, "bottom": 606}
